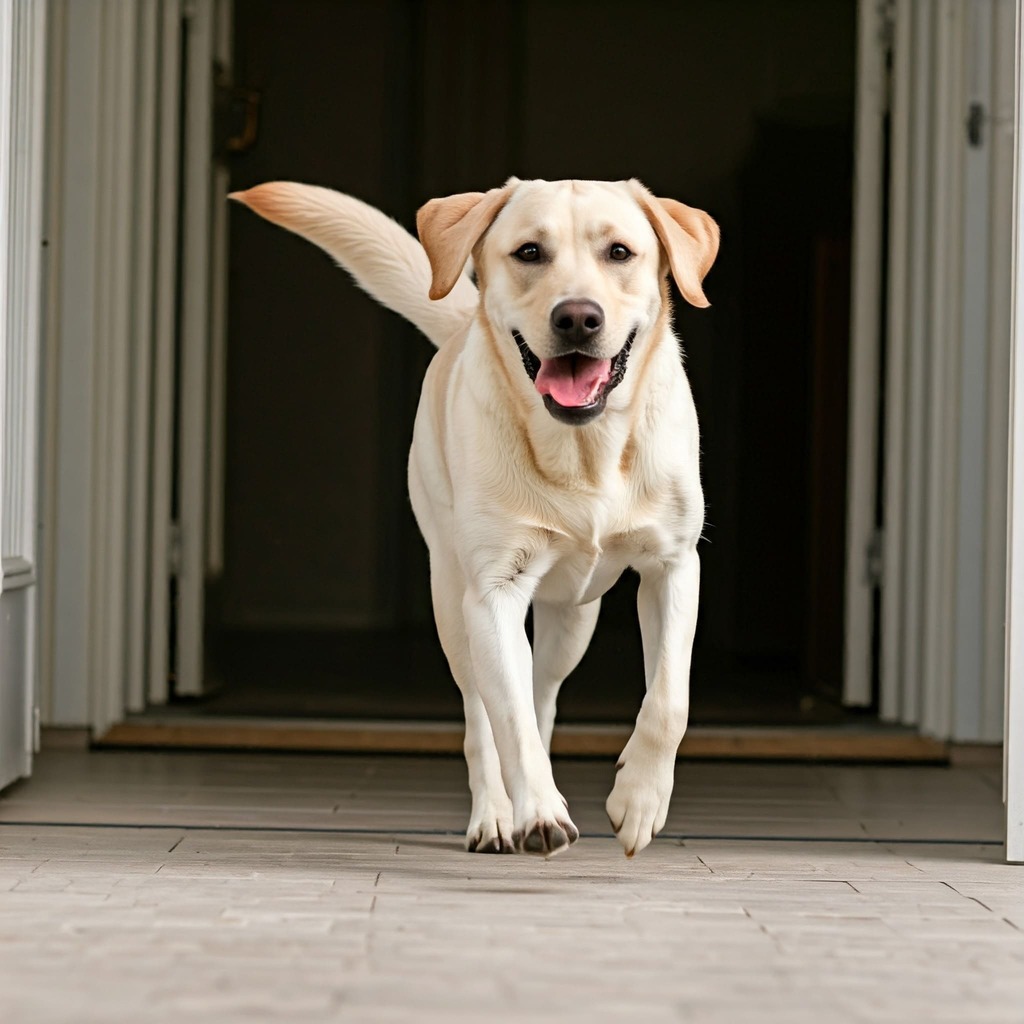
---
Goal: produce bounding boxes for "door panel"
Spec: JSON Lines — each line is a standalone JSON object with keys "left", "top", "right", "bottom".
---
{"left": 0, "top": 589, "right": 33, "bottom": 788}
{"left": 1003, "top": 0, "right": 1024, "bottom": 865}
{"left": 0, "top": 0, "right": 45, "bottom": 789}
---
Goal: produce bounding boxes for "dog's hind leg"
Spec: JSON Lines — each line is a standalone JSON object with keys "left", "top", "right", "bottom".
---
{"left": 532, "top": 599, "right": 601, "bottom": 753}
{"left": 430, "top": 559, "right": 515, "bottom": 854}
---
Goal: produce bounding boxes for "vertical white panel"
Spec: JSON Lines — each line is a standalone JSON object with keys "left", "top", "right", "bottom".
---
{"left": 206, "top": 0, "right": 232, "bottom": 578}
{"left": 2, "top": 0, "right": 45, "bottom": 572}
{"left": 125, "top": 1, "right": 161, "bottom": 713}
{"left": 50, "top": 0, "right": 101, "bottom": 726}
{"left": 36, "top": 0, "right": 67, "bottom": 724}
{"left": 1, "top": 0, "right": 47, "bottom": 787}
{"left": 0, "top": 0, "right": 14, "bottom": 570}
{"left": 176, "top": 0, "right": 215, "bottom": 696}
{"left": 148, "top": 0, "right": 182, "bottom": 706}
{"left": 89, "top": 1, "right": 140, "bottom": 736}
{"left": 953, "top": 0, "right": 994, "bottom": 740}
{"left": 107, "top": 1, "right": 136, "bottom": 726}
{"left": 1003, "top": 0, "right": 1024, "bottom": 866}
{"left": 880, "top": 0, "right": 913, "bottom": 722}
{"left": 46, "top": 0, "right": 172, "bottom": 732}
{"left": 86, "top": 0, "right": 114, "bottom": 732}
{"left": 920, "top": 0, "right": 964, "bottom": 739}
{"left": 844, "top": 0, "right": 889, "bottom": 706}
{"left": 885, "top": 0, "right": 1013, "bottom": 742}
{"left": 984, "top": 0, "right": 1017, "bottom": 742}
{"left": 1, "top": 0, "right": 19, "bottom": 786}
{"left": 899, "top": 0, "right": 934, "bottom": 727}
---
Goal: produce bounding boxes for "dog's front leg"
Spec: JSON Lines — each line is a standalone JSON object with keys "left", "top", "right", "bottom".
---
{"left": 606, "top": 545, "right": 699, "bottom": 856}
{"left": 462, "top": 580, "right": 579, "bottom": 856}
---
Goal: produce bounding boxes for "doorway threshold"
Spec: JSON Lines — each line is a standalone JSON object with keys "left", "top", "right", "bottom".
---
{"left": 95, "top": 716, "right": 949, "bottom": 762}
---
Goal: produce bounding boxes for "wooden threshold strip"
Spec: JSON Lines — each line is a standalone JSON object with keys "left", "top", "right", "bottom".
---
{"left": 96, "top": 717, "right": 949, "bottom": 762}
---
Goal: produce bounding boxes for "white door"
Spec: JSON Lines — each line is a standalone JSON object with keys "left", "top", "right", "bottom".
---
{"left": 1004, "top": 0, "right": 1024, "bottom": 865}
{"left": 37, "top": 0, "right": 229, "bottom": 732}
{"left": 843, "top": 0, "right": 889, "bottom": 709}
{"left": 847, "top": 0, "right": 1016, "bottom": 750}
{"left": 0, "top": 0, "right": 46, "bottom": 789}
{"left": 153, "top": 0, "right": 231, "bottom": 700}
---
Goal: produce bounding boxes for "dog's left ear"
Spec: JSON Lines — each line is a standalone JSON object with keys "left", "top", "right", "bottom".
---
{"left": 417, "top": 186, "right": 513, "bottom": 300}
{"left": 629, "top": 181, "right": 719, "bottom": 308}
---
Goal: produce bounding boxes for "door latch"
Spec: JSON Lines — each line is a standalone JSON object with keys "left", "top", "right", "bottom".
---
{"left": 215, "top": 63, "right": 261, "bottom": 158}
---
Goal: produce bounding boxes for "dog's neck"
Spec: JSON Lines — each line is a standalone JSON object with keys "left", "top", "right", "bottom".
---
{"left": 473, "top": 310, "right": 677, "bottom": 492}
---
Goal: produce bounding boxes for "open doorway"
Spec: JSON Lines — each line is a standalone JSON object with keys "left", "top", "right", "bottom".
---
{"left": 194, "top": 0, "right": 860, "bottom": 728}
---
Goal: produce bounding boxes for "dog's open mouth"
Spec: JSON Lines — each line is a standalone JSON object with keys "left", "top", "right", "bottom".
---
{"left": 512, "top": 329, "right": 636, "bottom": 425}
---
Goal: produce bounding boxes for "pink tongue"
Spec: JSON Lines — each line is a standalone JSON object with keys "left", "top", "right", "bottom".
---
{"left": 535, "top": 355, "right": 612, "bottom": 407}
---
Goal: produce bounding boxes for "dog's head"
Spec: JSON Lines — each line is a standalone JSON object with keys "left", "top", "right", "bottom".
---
{"left": 418, "top": 178, "right": 718, "bottom": 426}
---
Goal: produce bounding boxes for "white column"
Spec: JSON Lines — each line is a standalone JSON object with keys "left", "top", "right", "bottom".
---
{"left": 1003, "top": 0, "right": 1024, "bottom": 865}
{"left": 844, "top": 0, "right": 890, "bottom": 707}
{"left": 0, "top": 0, "right": 47, "bottom": 788}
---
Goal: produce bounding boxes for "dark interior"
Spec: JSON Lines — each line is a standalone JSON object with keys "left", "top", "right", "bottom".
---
{"left": 198, "top": 0, "right": 860, "bottom": 726}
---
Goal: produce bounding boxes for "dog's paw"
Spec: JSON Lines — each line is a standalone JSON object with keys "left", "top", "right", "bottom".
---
{"left": 605, "top": 747, "right": 675, "bottom": 858}
{"left": 513, "top": 815, "right": 579, "bottom": 856}
{"left": 511, "top": 792, "right": 579, "bottom": 856}
{"left": 465, "top": 804, "right": 515, "bottom": 854}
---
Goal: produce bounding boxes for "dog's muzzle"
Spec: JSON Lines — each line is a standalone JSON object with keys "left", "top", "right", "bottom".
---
{"left": 512, "top": 328, "right": 637, "bottom": 426}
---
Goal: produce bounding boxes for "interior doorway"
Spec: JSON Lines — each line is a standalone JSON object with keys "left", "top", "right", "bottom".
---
{"left": 196, "top": 0, "right": 861, "bottom": 727}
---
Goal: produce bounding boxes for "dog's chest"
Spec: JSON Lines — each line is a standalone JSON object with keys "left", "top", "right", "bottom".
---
{"left": 534, "top": 544, "right": 623, "bottom": 605}
{"left": 533, "top": 518, "right": 673, "bottom": 606}
{"left": 527, "top": 462, "right": 693, "bottom": 605}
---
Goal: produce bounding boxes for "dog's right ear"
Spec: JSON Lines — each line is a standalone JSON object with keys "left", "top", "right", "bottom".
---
{"left": 628, "top": 180, "right": 719, "bottom": 309}
{"left": 417, "top": 186, "right": 512, "bottom": 300}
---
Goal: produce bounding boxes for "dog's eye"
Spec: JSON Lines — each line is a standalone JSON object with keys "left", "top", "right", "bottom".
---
{"left": 513, "top": 243, "right": 541, "bottom": 263}
{"left": 609, "top": 243, "right": 632, "bottom": 261}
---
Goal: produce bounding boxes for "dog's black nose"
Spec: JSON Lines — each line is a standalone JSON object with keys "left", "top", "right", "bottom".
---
{"left": 550, "top": 299, "right": 604, "bottom": 345}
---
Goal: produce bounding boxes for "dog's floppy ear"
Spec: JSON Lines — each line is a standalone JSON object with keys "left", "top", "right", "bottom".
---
{"left": 417, "top": 186, "right": 513, "bottom": 300}
{"left": 629, "top": 181, "right": 719, "bottom": 308}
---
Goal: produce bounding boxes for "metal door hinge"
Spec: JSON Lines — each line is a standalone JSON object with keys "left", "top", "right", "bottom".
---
{"left": 215, "top": 63, "right": 262, "bottom": 158}
{"left": 168, "top": 522, "right": 183, "bottom": 577}
{"left": 967, "top": 103, "right": 985, "bottom": 147}
{"left": 866, "top": 528, "right": 884, "bottom": 588}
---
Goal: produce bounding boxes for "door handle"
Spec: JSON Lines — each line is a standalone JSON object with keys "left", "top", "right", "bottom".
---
{"left": 215, "top": 64, "right": 261, "bottom": 158}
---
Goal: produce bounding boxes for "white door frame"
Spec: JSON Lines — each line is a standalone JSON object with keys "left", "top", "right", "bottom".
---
{"left": 22, "top": 0, "right": 1023, "bottom": 848}
{"left": 40, "top": 0, "right": 230, "bottom": 730}
{"left": 1003, "top": 0, "right": 1024, "bottom": 865}
{"left": 43, "top": 0, "right": 160, "bottom": 734}
{"left": 843, "top": 0, "right": 889, "bottom": 709}
{"left": 174, "top": 0, "right": 232, "bottom": 698}
{"left": 0, "top": 0, "right": 47, "bottom": 789}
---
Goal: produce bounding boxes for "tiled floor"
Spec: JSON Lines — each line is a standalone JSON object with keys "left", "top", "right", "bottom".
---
{"left": 0, "top": 750, "right": 1020, "bottom": 1023}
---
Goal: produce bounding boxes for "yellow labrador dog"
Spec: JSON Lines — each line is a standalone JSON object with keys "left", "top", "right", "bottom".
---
{"left": 231, "top": 178, "right": 718, "bottom": 857}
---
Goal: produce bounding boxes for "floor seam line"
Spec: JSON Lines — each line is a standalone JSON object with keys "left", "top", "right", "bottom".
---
{"left": 0, "top": 820, "right": 1004, "bottom": 845}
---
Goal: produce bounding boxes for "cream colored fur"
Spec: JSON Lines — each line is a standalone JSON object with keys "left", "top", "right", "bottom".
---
{"left": 231, "top": 178, "right": 719, "bottom": 857}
